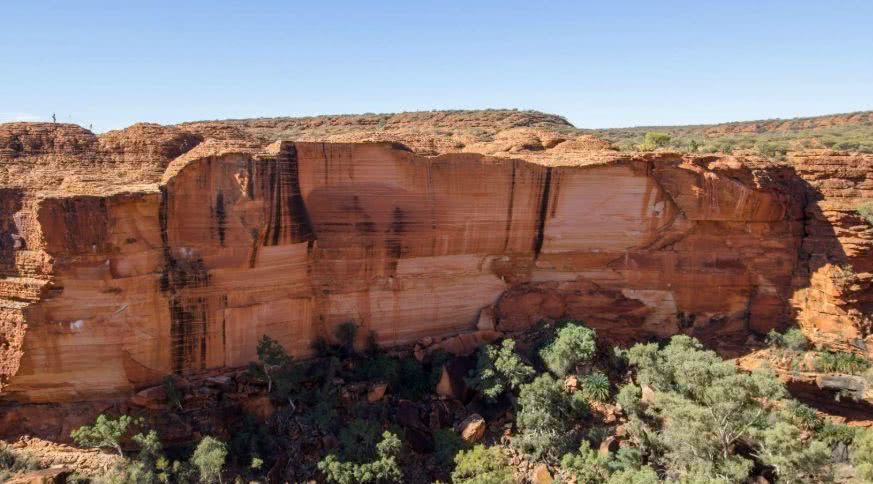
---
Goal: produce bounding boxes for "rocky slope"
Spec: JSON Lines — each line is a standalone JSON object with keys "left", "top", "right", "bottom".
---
{"left": 0, "top": 110, "right": 870, "bottom": 405}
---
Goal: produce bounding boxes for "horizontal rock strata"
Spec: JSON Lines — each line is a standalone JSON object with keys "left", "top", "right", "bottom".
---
{"left": 0, "top": 114, "right": 870, "bottom": 403}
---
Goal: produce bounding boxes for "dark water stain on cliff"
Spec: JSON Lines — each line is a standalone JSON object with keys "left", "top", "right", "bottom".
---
{"left": 159, "top": 186, "right": 211, "bottom": 373}
{"left": 384, "top": 207, "right": 406, "bottom": 275}
{"left": 262, "top": 144, "right": 316, "bottom": 246}
{"left": 168, "top": 297, "right": 208, "bottom": 373}
{"left": 532, "top": 167, "right": 552, "bottom": 257}
{"left": 214, "top": 191, "right": 226, "bottom": 246}
{"left": 501, "top": 161, "right": 517, "bottom": 252}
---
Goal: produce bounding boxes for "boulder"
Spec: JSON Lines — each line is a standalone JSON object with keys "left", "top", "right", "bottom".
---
{"left": 456, "top": 414, "right": 486, "bottom": 443}
{"left": 367, "top": 382, "right": 388, "bottom": 402}
{"left": 816, "top": 374, "right": 866, "bottom": 400}
{"left": 641, "top": 384, "right": 656, "bottom": 404}
{"left": 531, "top": 463, "right": 553, "bottom": 484}
{"left": 129, "top": 385, "right": 168, "bottom": 410}
{"left": 435, "top": 356, "right": 475, "bottom": 401}
{"left": 599, "top": 436, "right": 619, "bottom": 456}
{"left": 563, "top": 375, "right": 579, "bottom": 393}
{"left": 476, "top": 306, "right": 497, "bottom": 331}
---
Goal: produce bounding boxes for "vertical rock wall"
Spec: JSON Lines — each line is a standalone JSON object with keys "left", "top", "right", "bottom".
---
{"left": 0, "top": 143, "right": 815, "bottom": 402}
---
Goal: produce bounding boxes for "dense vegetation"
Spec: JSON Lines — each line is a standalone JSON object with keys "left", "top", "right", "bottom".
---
{"left": 46, "top": 320, "right": 873, "bottom": 483}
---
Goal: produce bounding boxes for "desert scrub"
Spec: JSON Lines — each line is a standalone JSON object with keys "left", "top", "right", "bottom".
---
{"left": 466, "top": 338, "right": 534, "bottom": 402}
{"left": 539, "top": 322, "right": 597, "bottom": 377}
{"left": 857, "top": 201, "right": 873, "bottom": 225}
{"left": 831, "top": 264, "right": 857, "bottom": 291}
{"left": 815, "top": 351, "right": 871, "bottom": 374}
{"left": 638, "top": 131, "right": 671, "bottom": 151}
{"left": 766, "top": 327, "right": 809, "bottom": 366}
{"left": 0, "top": 444, "right": 41, "bottom": 481}
{"left": 451, "top": 445, "right": 513, "bottom": 484}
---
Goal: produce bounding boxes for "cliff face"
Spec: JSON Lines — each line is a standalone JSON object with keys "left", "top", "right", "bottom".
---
{"left": 0, "top": 112, "right": 870, "bottom": 403}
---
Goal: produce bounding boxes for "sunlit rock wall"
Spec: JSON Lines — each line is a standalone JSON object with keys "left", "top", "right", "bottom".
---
{"left": 0, "top": 142, "right": 807, "bottom": 402}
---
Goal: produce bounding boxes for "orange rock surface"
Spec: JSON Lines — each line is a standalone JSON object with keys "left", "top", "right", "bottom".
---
{"left": 0, "top": 110, "right": 870, "bottom": 403}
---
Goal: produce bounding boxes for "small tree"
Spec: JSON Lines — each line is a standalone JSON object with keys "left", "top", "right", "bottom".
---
{"left": 71, "top": 414, "right": 137, "bottom": 456}
{"left": 191, "top": 436, "right": 228, "bottom": 484}
{"left": 451, "top": 445, "right": 513, "bottom": 484}
{"left": 625, "top": 335, "right": 788, "bottom": 482}
{"left": 755, "top": 421, "right": 832, "bottom": 482}
{"left": 540, "top": 322, "right": 597, "bottom": 377}
{"left": 466, "top": 339, "right": 535, "bottom": 402}
{"left": 249, "top": 335, "right": 292, "bottom": 393}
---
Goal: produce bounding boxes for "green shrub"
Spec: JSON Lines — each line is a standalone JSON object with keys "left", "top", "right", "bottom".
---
{"left": 609, "top": 446, "right": 643, "bottom": 473}
{"left": 815, "top": 351, "right": 871, "bottom": 374}
{"left": 516, "top": 374, "right": 587, "bottom": 459}
{"left": 767, "top": 327, "right": 809, "bottom": 352}
{"left": 191, "top": 436, "right": 228, "bottom": 484}
{"left": 756, "top": 141, "right": 789, "bottom": 159}
{"left": 336, "top": 322, "right": 359, "bottom": 355}
{"left": 857, "top": 202, "right": 873, "bottom": 225}
{"left": 0, "top": 444, "right": 40, "bottom": 481}
{"left": 625, "top": 335, "right": 788, "bottom": 482}
{"left": 755, "top": 421, "right": 832, "bottom": 482}
{"left": 560, "top": 444, "right": 610, "bottom": 483}
{"left": 639, "top": 132, "right": 671, "bottom": 151}
{"left": 451, "top": 445, "right": 513, "bottom": 484}
{"left": 606, "top": 466, "right": 659, "bottom": 484}
{"left": 540, "top": 322, "right": 597, "bottom": 377}
{"left": 580, "top": 371, "right": 610, "bottom": 402}
{"left": 817, "top": 420, "right": 857, "bottom": 447}
{"left": 338, "top": 419, "right": 381, "bottom": 463}
{"left": 71, "top": 414, "right": 138, "bottom": 456}
{"left": 615, "top": 383, "right": 642, "bottom": 416}
{"left": 852, "top": 428, "right": 873, "bottom": 481}
{"left": 318, "top": 431, "right": 403, "bottom": 484}
{"left": 467, "top": 339, "right": 534, "bottom": 402}
{"left": 783, "top": 400, "right": 823, "bottom": 431}
{"left": 433, "top": 428, "right": 468, "bottom": 467}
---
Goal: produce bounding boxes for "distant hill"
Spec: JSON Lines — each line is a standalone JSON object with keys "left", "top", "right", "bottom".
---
{"left": 589, "top": 111, "right": 873, "bottom": 155}
{"left": 184, "top": 109, "right": 873, "bottom": 158}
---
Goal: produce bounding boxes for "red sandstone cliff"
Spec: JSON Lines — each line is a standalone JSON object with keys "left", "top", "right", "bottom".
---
{"left": 0, "top": 111, "right": 870, "bottom": 403}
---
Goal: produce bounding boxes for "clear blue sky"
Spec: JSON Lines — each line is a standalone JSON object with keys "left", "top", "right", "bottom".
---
{"left": 2, "top": 1, "right": 872, "bottom": 132}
